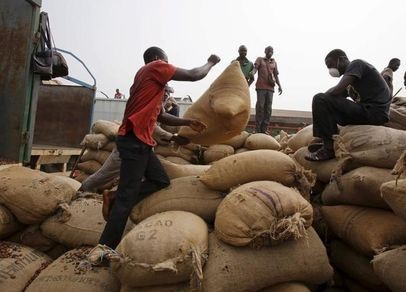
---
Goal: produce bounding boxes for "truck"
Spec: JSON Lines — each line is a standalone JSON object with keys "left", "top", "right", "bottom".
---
{"left": 0, "top": 0, "right": 95, "bottom": 172}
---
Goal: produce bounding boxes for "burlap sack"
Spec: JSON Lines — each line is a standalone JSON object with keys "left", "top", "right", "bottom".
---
{"left": 92, "top": 120, "right": 119, "bottom": 140}
{"left": 200, "top": 150, "right": 315, "bottom": 197}
{"left": 287, "top": 125, "right": 313, "bottom": 152}
{"left": 235, "top": 147, "right": 249, "bottom": 154}
{"left": 202, "top": 228, "right": 333, "bottom": 292}
{"left": 215, "top": 181, "right": 313, "bottom": 247}
{"left": 244, "top": 133, "right": 280, "bottom": 150}
{"left": 40, "top": 196, "right": 106, "bottom": 248}
{"left": 385, "top": 96, "right": 406, "bottom": 130}
{"left": 0, "top": 166, "right": 75, "bottom": 225}
{"left": 321, "top": 167, "right": 394, "bottom": 209}
{"left": 154, "top": 145, "right": 194, "bottom": 162}
{"left": 330, "top": 240, "right": 389, "bottom": 291}
{"left": 111, "top": 211, "right": 208, "bottom": 288}
{"left": 74, "top": 171, "right": 89, "bottom": 183}
{"left": 26, "top": 247, "right": 120, "bottom": 292}
{"left": 260, "top": 283, "right": 311, "bottom": 292}
{"left": 293, "top": 146, "right": 348, "bottom": 183}
{"left": 8, "top": 224, "right": 56, "bottom": 252}
{"left": 0, "top": 241, "right": 51, "bottom": 292}
{"left": 77, "top": 160, "right": 102, "bottom": 175}
{"left": 321, "top": 205, "right": 406, "bottom": 256}
{"left": 381, "top": 179, "right": 406, "bottom": 221}
{"left": 81, "top": 149, "right": 111, "bottom": 165}
{"left": 222, "top": 131, "right": 250, "bottom": 149}
{"left": 81, "top": 133, "right": 110, "bottom": 150}
{"left": 178, "top": 61, "right": 250, "bottom": 145}
{"left": 164, "top": 156, "right": 190, "bottom": 165}
{"left": 120, "top": 282, "right": 189, "bottom": 292}
{"left": 53, "top": 175, "right": 82, "bottom": 191}
{"left": 372, "top": 245, "right": 406, "bottom": 292}
{"left": 131, "top": 176, "right": 224, "bottom": 224}
{"left": 45, "top": 244, "right": 69, "bottom": 260}
{"left": 203, "top": 144, "right": 234, "bottom": 164}
{"left": 0, "top": 204, "right": 22, "bottom": 239}
{"left": 335, "top": 125, "right": 406, "bottom": 169}
{"left": 102, "top": 141, "right": 117, "bottom": 152}
{"left": 160, "top": 159, "right": 210, "bottom": 180}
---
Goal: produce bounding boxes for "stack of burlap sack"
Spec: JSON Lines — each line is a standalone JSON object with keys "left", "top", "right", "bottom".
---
{"left": 0, "top": 62, "right": 335, "bottom": 292}
{"left": 75, "top": 120, "right": 119, "bottom": 185}
{"left": 290, "top": 123, "right": 406, "bottom": 292}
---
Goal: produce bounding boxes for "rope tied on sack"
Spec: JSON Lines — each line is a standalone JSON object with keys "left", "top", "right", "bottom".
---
{"left": 294, "top": 166, "right": 316, "bottom": 201}
{"left": 250, "top": 212, "right": 309, "bottom": 248}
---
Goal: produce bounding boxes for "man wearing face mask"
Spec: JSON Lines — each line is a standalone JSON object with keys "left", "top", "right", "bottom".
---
{"left": 305, "top": 49, "right": 391, "bottom": 161}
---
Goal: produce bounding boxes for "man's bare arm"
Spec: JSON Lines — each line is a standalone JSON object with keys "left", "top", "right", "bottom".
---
{"left": 172, "top": 55, "right": 220, "bottom": 82}
{"left": 326, "top": 75, "right": 356, "bottom": 96}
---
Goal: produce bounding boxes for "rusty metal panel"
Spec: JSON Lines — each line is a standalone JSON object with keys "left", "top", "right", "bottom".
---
{"left": 0, "top": 0, "right": 42, "bottom": 162}
{"left": 33, "top": 85, "right": 94, "bottom": 148}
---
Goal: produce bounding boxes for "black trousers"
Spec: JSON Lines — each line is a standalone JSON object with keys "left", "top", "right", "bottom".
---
{"left": 99, "top": 132, "right": 170, "bottom": 248}
{"left": 312, "top": 93, "right": 388, "bottom": 140}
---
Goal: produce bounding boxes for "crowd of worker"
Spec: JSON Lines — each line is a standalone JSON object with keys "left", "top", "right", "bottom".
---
{"left": 85, "top": 45, "right": 405, "bottom": 264}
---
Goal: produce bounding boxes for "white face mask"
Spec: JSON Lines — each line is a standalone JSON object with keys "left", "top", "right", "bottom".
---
{"left": 328, "top": 58, "right": 341, "bottom": 78}
{"left": 329, "top": 68, "right": 340, "bottom": 78}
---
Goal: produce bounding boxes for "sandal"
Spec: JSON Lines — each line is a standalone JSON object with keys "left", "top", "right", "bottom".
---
{"left": 305, "top": 147, "right": 335, "bottom": 161}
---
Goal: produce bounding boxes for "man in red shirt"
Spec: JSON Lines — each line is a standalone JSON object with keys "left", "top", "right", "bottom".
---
{"left": 88, "top": 47, "right": 220, "bottom": 264}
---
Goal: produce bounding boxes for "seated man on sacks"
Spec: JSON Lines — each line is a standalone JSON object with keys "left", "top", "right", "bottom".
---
{"left": 306, "top": 49, "right": 391, "bottom": 161}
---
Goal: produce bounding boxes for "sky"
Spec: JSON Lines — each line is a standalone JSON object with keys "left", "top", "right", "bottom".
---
{"left": 42, "top": 0, "right": 406, "bottom": 111}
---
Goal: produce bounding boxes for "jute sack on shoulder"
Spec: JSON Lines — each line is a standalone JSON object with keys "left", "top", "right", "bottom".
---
{"left": 203, "top": 144, "right": 234, "bottom": 164}
{"left": 200, "top": 150, "right": 315, "bottom": 197}
{"left": 111, "top": 211, "right": 208, "bottom": 288}
{"left": 330, "top": 240, "right": 389, "bottom": 291}
{"left": 0, "top": 204, "right": 22, "bottom": 239}
{"left": 40, "top": 196, "right": 106, "bottom": 248}
{"left": 131, "top": 176, "right": 224, "bottom": 224}
{"left": 154, "top": 145, "right": 194, "bottom": 162}
{"left": 372, "top": 245, "right": 406, "bottom": 292}
{"left": 178, "top": 61, "right": 250, "bottom": 145}
{"left": 160, "top": 159, "right": 210, "bottom": 179}
{"left": 92, "top": 120, "right": 119, "bottom": 140}
{"left": 26, "top": 247, "right": 120, "bottom": 292}
{"left": 0, "top": 166, "right": 76, "bottom": 225}
{"left": 215, "top": 181, "right": 313, "bottom": 247}
{"left": 334, "top": 125, "right": 406, "bottom": 169}
{"left": 381, "top": 179, "right": 406, "bottom": 221}
{"left": 81, "top": 133, "right": 110, "bottom": 150}
{"left": 81, "top": 149, "right": 112, "bottom": 165}
{"left": 259, "top": 282, "right": 311, "bottom": 292}
{"left": 202, "top": 228, "right": 333, "bottom": 292}
{"left": 244, "top": 133, "right": 280, "bottom": 150}
{"left": 321, "top": 167, "right": 394, "bottom": 209}
{"left": 287, "top": 125, "right": 314, "bottom": 152}
{"left": 293, "top": 147, "right": 344, "bottom": 183}
{"left": 0, "top": 241, "right": 51, "bottom": 292}
{"left": 222, "top": 131, "right": 250, "bottom": 149}
{"left": 321, "top": 205, "right": 406, "bottom": 256}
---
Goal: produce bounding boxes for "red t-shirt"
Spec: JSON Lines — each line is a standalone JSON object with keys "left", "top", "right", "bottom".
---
{"left": 118, "top": 60, "right": 176, "bottom": 146}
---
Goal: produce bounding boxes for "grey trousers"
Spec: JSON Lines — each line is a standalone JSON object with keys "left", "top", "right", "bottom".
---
{"left": 255, "top": 89, "right": 274, "bottom": 133}
{"left": 81, "top": 148, "right": 121, "bottom": 192}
